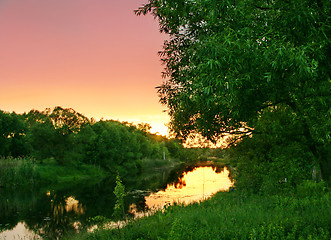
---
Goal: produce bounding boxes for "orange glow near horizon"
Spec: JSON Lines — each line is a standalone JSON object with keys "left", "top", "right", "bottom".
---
{"left": 0, "top": 0, "right": 169, "bottom": 136}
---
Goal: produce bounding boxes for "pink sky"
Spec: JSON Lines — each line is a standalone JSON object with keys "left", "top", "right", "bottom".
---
{"left": 0, "top": 0, "right": 169, "bottom": 135}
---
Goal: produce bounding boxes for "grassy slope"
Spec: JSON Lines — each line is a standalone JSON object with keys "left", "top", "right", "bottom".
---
{"left": 75, "top": 186, "right": 330, "bottom": 240}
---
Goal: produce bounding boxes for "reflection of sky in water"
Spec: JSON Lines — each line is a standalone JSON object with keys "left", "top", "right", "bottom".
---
{"left": 1, "top": 166, "right": 233, "bottom": 237}
{"left": 0, "top": 195, "right": 83, "bottom": 239}
{"left": 145, "top": 167, "right": 233, "bottom": 210}
{"left": 0, "top": 222, "right": 41, "bottom": 239}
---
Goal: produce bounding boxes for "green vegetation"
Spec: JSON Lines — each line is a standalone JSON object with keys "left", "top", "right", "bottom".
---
{"left": 1, "top": 1, "right": 330, "bottom": 238}
{"left": 0, "top": 106, "right": 187, "bottom": 188}
{"left": 65, "top": 0, "right": 331, "bottom": 239}
{"left": 73, "top": 181, "right": 330, "bottom": 240}
{"left": 136, "top": 0, "right": 330, "bottom": 182}
{"left": 113, "top": 174, "right": 126, "bottom": 220}
{"left": 36, "top": 161, "right": 106, "bottom": 187}
{"left": 0, "top": 157, "right": 39, "bottom": 188}
{"left": 0, "top": 156, "right": 106, "bottom": 188}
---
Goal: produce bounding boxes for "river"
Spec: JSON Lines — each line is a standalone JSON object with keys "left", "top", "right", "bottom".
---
{"left": 0, "top": 163, "right": 233, "bottom": 239}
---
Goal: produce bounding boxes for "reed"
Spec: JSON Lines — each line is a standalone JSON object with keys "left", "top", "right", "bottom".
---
{"left": 0, "top": 156, "right": 40, "bottom": 188}
{"left": 0, "top": 157, "right": 106, "bottom": 188}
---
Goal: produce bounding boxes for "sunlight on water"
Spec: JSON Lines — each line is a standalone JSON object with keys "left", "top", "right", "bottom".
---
{"left": 145, "top": 166, "right": 233, "bottom": 210}
{"left": 101, "top": 167, "right": 233, "bottom": 231}
{"left": 65, "top": 196, "right": 85, "bottom": 215}
{"left": 0, "top": 165, "right": 233, "bottom": 237}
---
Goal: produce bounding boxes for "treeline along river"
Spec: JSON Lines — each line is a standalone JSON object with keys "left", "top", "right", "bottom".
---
{"left": 0, "top": 107, "right": 229, "bottom": 239}
{"left": 0, "top": 162, "right": 232, "bottom": 239}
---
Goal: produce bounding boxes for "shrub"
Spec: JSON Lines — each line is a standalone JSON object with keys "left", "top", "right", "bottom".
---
{"left": 296, "top": 180, "right": 327, "bottom": 198}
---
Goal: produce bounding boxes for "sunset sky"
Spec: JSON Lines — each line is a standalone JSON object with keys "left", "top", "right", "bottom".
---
{"left": 0, "top": 0, "right": 169, "bottom": 135}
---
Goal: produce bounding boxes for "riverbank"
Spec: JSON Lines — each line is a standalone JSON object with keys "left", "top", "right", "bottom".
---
{"left": 1, "top": 159, "right": 231, "bottom": 239}
{"left": 0, "top": 157, "right": 107, "bottom": 189}
{"left": 0, "top": 156, "right": 185, "bottom": 190}
{"left": 73, "top": 181, "right": 330, "bottom": 240}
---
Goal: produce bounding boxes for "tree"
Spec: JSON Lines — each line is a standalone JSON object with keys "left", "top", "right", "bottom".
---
{"left": 26, "top": 121, "right": 58, "bottom": 162}
{"left": 49, "top": 106, "right": 90, "bottom": 135}
{"left": 0, "top": 111, "right": 28, "bottom": 157}
{"left": 25, "top": 107, "right": 91, "bottom": 165}
{"left": 136, "top": 0, "right": 330, "bottom": 180}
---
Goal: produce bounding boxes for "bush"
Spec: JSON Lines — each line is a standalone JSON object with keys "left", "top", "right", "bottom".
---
{"left": 296, "top": 180, "right": 327, "bottom": 198}
{"left": 231, "top": 133, "right": 313, "bottom": 194}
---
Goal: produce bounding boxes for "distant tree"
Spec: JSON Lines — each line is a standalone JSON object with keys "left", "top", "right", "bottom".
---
{"left": 24, "top": 109, "right": 49, "bottom": 127}
{"left": 0, "top": 111, "right": 28, "bottom": 157}
{"left": 137, "top": 0, "right": 331, "bottom": 180}
{"left": 0, "top": 106, "right": 185, "bottom": 172}
{"left": 0, "top": 110, "right": 14, "bottom": 156}
{"left": 165, "top": 139, "right": 184, "bottom": 159}
{"left": 71, "top": 125, "right": 97, "bottom": 164}
{"left": 49, "top": 106, "right": 90, "bottom": 135}
{"left": 86, "top": 121, "right": 138, "bottom": 173}
{"left": 136, "top": 123, "right": 152, "bottom": 136}
{"left": 26, "top": 121, "right": 57, "bottom": 162}
{"left": 24, "top": 107, "right": 90, "bottom": 164}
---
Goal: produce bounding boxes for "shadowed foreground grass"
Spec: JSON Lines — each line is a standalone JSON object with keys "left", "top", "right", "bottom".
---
{"left": 73, "top": 182, "right": 330, "bottom": 240}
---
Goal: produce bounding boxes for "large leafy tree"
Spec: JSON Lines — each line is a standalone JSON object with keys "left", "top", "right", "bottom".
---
{"left": 136, "top": 0, "right": 330, "bottom": 179}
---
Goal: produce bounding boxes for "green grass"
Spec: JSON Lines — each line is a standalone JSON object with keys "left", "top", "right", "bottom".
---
{"left": 0, "top": 157, "right": 107, "bottom": 189}
{"left": 0, "top": 156, "right": 40, "bottom": 187}
{"left": 73, "top": 182, "right": 330, "bottom": 240}
{"left": 37, "top": 163, "right": 106, "bottom": 185}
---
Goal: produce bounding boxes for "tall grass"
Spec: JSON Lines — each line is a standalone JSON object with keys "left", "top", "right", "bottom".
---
{"left": 0, "top": 156, "right": 40, "bottom": 188}
{"left": 36, "top": 162, "right": 107, "bottom": 187}
{"left": 74, "top": 181, "right": 330, "bottom": 240}
{"left": 0, "top": 157, "right": 107, "bottom": 189}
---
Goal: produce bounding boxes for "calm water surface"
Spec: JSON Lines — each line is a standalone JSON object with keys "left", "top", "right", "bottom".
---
{"left": 144, "top": 167, "right": 232, "bottom": 209}
{"left": 0, "top": 164, "right": 232, "bottom": 239}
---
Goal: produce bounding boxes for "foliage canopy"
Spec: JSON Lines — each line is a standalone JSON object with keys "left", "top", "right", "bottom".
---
{"left": 0, "top": 107, "right": 185, "bottom": 177}
{"left": 137, "top": 0, "right": 330, "bottom": 140}
{"left": 136, "top": 0, "right": 330, "bottom": 180}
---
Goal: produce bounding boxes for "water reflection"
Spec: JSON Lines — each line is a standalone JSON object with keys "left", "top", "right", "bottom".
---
{"left": 0, "top": 222, "right": 41, "bottom": 239}
{"left": 0, "top": 163, "right": 232, "bottom": 239}
{"left": 145, "top": 167, "right": 232, "bottom": 210}
{"left": 65, "top": 196, "right": 85, "bottom": 215}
